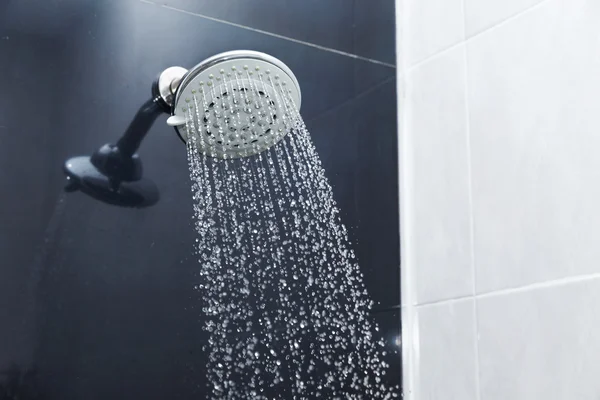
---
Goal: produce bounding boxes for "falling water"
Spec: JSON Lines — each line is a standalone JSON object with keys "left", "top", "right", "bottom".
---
{"left": 186, "top": 77, "right": 399, "bottom": 399}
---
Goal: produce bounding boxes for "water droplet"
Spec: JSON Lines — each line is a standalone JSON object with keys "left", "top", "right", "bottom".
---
{"left": 185, "top": 98, "right": 398, "bottom": 397}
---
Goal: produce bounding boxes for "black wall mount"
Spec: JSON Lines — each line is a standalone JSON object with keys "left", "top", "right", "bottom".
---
{"left": 63, "top": 95, "right": 165, "bottom": 208}
{"left": 63, "top": 67, "right": 188, "bottom": 207}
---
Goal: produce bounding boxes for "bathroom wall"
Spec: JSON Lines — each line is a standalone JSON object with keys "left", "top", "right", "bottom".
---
{"left": 153, "top": 0, "right": 396, "bottom": 66}
{"left": 0, "top": 1, "right": 399, "bottom": 398}
{"left": 399, "top": 0, "right": 600, "bottom": 399}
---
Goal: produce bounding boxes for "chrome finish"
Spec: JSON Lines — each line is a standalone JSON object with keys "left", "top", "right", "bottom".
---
{"left": 173, "top": 50, "right": 301, "bottom": 111}
{"left": 169, "top": 50, "right": 302, "bottom": 159}
{"left": 157, "top": 66, "right": 188, "bottom": 108}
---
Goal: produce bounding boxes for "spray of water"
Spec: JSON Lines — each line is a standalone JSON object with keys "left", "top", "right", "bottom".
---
{"left": 185, "top": 77, "right": 399, "bottom": 399}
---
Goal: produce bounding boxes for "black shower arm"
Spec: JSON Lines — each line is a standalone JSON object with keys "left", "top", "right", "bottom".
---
{"left": 115, "top": 96, "right": 166, "bottom": 158}
{"left": 114, "top": 66, "right": 188, "bottom": 157}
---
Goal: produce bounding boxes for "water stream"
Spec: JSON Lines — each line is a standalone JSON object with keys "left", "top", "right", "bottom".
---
{"left": 186, "top": 84, "right": 399, "bottom": 399}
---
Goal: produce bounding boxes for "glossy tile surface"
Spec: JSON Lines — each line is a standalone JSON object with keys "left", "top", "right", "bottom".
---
{"left": 401, "top": 0, "right": 600, "bottom": 398}
{"left": 0, "top": 0, "right": 399, "bottom": 397}
{"left": 467, "top": 0, "right": 600, "bottom": 293}
{"left": 478, "top": 277, "right": 600, "bottom": 400}
{"left": 308, "top": 79, "right": 399, "bottom": 309}
{"left": 414, "top": 299, "right": 478, "bottom": 400}
{"left": 407, "top": 46, "right": 472, "bottom": 304}
{"left": 373, "top": 310, "right": 402, "bottom": 392}
{"left": 157, "top": 0, "right": 396, "bottom": 65}
{"left": 405, "top": 0, "right": 464, "bottom": 66}
{"left": 353, "top": 0, "right": 397, "bottom": 65}
{"left": 464, "top": 0, "right": 546, "bottom": 37}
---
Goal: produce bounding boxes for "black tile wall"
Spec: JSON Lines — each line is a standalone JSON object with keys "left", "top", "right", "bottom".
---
{"left": 156, "top": 0, "right": 397, "bottom": 65}
{"left": 307, "top": 79, "right": 399, "bottom": 308}
{"left": 0, "top": 0, "right": 399, "bottom": 398}
{"left": 374, "top": 310, "right": 402, "bottom": 391}
{"left": 354, "top": 0, "right": 397, "bottom": 65}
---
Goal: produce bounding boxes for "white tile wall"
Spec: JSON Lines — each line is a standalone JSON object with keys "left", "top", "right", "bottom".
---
{"left": 467, "top": 0, "right": 600, "bottom": 294}
{"left": 414, "top": 299, "right": 479, "bottom": 400}
{"left": 463, "top": 0, "right": 546, "bottom": 37}
{"left": 406, "top": 46, "right": 473, "bottom": 304}
{"left": 399, "top": 0, "right": 600, "bottom": 398}
{"left": 478, "top": 277, "right": 600, "bottom": 400}
{"left": 405, "top": 0, "right": 464, "bottom": 67}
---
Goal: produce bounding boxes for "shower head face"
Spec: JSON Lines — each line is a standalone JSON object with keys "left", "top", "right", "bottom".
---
{"left": 169, "top": 50, "right": 302, "bottom": 160}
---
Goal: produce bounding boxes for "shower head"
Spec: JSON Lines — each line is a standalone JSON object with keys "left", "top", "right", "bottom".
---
{"left": 163, "top": 50, "right": 302, "bottom": 160}
{"left": 63, "top": 50, "right": 298, "bottom": 207}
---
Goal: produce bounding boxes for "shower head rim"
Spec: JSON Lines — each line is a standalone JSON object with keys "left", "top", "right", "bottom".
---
{"left": 173, "top": 50, "right": 302, "bottom": 114}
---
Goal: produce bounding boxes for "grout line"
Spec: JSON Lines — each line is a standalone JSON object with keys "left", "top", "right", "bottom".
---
{"left": 478, "top": 272, "right": 600, "bottom": 299}
{"left": 415, "top": 294, "right": 474, "bottom": 308}
{"left": 465, "top": 0, "right": 551, "bottom": 40}
{"left": 460, "top": 0, "right": 482, "bottom": 396}
{"left": 371, "top": 304, "right": 401, "bottom": 314}
{"left": 152, "top": 3, "right": 396, "bottom": 69}
{"left": 305, "top": 76, "right": 396, "bottom": 124}
{"left": 407, "top": 40, "right": 465, "bottom": 72}
{"left": 416, "top": 271, "right": 600, "bottom": 307}
{"left": 407, "top": 0, "right": 551, "bottom": 73}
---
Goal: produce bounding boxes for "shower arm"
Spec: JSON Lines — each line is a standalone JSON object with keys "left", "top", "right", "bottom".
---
{"left": 114, "top": 97, "right": 164, "bottom": 158}
{"left": 116, "top": 66, "right": 189, "bottom": 158}
{"left": 86, "top": 67, "right": 188, "bottom": 184}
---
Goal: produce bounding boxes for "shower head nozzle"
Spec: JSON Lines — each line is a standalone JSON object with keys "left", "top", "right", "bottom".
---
{"left": 166, "top": 50, "right": 302, "bottom": 160}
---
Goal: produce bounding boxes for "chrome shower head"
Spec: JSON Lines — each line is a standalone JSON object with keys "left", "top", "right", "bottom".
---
{"left": 164, "top": 50, "right": 302, "bottom": 160}
{"left": 63, "top": 50, "right": 298, "bottom": 207}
